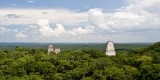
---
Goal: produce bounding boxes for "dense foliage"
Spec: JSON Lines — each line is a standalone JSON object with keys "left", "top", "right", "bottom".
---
{"left": 0, "top": 42, "right": 160, "bottom": 80}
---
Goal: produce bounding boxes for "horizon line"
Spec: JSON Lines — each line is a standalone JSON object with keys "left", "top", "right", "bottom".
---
{"left": 0, "top": 41, "right": 155, "bottom": 44}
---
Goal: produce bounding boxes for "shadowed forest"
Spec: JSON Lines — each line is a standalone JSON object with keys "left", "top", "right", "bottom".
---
{"left": 0, "top": 42, "right": 160, "bottom": 80}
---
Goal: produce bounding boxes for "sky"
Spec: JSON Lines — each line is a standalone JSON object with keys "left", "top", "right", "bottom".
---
{"left": 0, "top": 0, "right": 160, "bottom": 43}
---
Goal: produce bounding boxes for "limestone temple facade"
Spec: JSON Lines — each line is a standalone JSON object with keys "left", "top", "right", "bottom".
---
{"left": 48, "top": 44, "right": 60, "bottom": 54}
{"left": 105, "top": 41, "right": 116, "bottom": 56}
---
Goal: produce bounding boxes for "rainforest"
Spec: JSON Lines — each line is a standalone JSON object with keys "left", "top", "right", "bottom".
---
{"left": 0, "top": 42, "right": 160, "bottom": 80}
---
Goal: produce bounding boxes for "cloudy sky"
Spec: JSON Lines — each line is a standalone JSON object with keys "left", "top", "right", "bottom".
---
{"left": 0, "top": 0, "right": 160, "bottom": 43}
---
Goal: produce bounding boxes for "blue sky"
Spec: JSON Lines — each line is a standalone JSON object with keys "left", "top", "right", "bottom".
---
{"left": 0, "top": 0, "right": 123, "bottom": 11}
{"left": 0, "top": 0, "right": 160, "bottom": 43}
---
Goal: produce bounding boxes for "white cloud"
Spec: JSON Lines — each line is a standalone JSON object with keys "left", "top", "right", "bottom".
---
{"left": 11, "top": 4, "right": 17, "bottom": 6}
{"left": 1, "top": 4, "right": 159, "bottom": 34}
{"left": 13, "top": 29, "right": 18, "bottom": 32}
{"left": 0, "top": 27, "right": 11, "bottom": 33}
{"left": 37, "top": 19, "right": 94, "bottom": 36}
{"left": 85, "top": 6, "right": 89, "bottom": 8}
{"left": 88, "top": 8, "right": 105, "bottom": 28}
{"left": 28, "top": 25, "right": 37, "bottom": 28}
{"left": 1, "top": 0, "right": 160, "bottom": 42}
{"left": 67, "top": 26, "right": 94, "bottom": 35}
{"left": 16, "top": 33, "right": 27, "bottom": 38}
{"left": 0, "top": 8, "right": 87, "bottom": 26}
{"left": 123, "top": 0, "right": 160, "bottom": 15}
{"left": 0, "top": 27, "right": 20, "bottom": 35}
{"left": 37, "top": 19, "right": 65, "bottom": 36}
{"left": 37, "top": 19, "right": 54, "bottom": 36}
{"left": 27, "top": 0, "right": 35, "bottom": 3}
{"left": 54, "top": 24, "right": 66, "bottom": 35}
{"left": 88, "top": 0, "right": 160, "bottom": 33}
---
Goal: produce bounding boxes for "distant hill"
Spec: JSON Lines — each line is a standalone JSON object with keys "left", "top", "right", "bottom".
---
{"left": 0, "top": 42, "right": 152, "bottom": 51}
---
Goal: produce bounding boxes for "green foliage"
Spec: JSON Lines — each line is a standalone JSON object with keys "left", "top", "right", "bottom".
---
{"left": 0, "top": 42, "right": 160, "bottom": 80}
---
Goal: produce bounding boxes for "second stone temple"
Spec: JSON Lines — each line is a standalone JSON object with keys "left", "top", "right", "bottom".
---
{"left": 105, "top": 41, "right": 116, "bottom": 56}
{"left": 48, "top": 44, "right": 61, "bottom": 54}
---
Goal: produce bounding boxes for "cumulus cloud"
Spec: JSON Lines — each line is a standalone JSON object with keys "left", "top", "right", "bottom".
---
{"left": 37, "top": 19, "right": 65, "bottom": 36}
{"left": 88, "top": 8, "right": 107, "bottom": 30}
{"left": 0, "top": 27, "right": 27, "bottom": 38}
{"left": 0, "top": 0, "right": 160, "bottom": 34}
{"left": 54, "top": 24, "right": 66, "bottom": 35}
{"left": 88, "top": 0, "right": 160, "bottom": 33}
{"left": 67, "top": 26, "right": 94, "bottom": 35}
{"left": 16, "top": 33, "right": 27, "bottom": 38}
{"left": 0, "top": 27, "right": 11, "bottom": 33}
{"left": 36, "top": 19, "right": 94, "bottom": 36}
{"left": 123, "top": 0, "right": 160, "bottom": 15}
{"left": 0, "top": 27, "right": 19, "bottom": 34}
{"left": 1, "top": 0, "right": 160, "bottom": 42}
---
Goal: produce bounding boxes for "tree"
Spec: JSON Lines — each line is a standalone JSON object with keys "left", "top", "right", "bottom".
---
{"left": 105, "top": 66, "right": 125, "bottom": 80}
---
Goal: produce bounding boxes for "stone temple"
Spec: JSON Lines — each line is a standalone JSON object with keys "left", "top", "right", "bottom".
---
{"left": 105, "top": 41, "right": 116, "bottom": 56}
{"left": 48, "top": 44, "right": 60, "bottom": 54}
